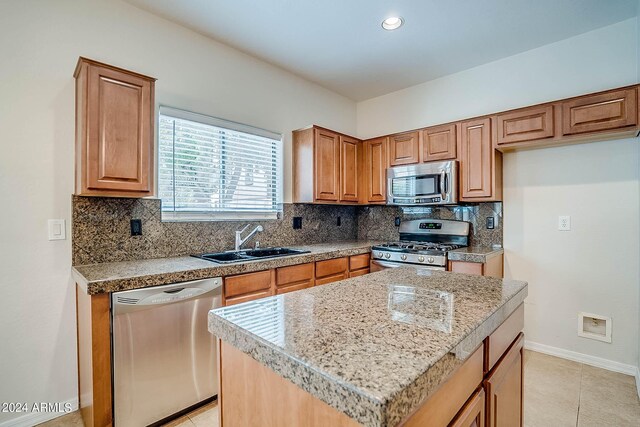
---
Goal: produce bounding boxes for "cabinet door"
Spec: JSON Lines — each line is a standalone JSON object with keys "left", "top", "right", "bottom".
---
{"left": 485, "top": 333, "right": 524, "bottom": 427}
{"left": 364, "top": 137, "right": 387, "bottom": 203}
{"left": 314, "top": 129, "right": 341, "bottom": 201}
{"left": 450, "top": 389, "right": 485, "bottom": 427}
{"left": 460, "top": 118, "right": 493, "bottom": 199}
{"left": 496, "top": 105, "right": 554, "bottom": 145}
{"left": 388, "top": 131, "right": 420, "bottom": 166}
{"left": 422, "top": 124, "right": 457, "bottom": 161}
{"left": 562, "top": 88, "right": 637, "bottom": 135}
{"left": 224, "top": 270, "right": 273, "bottom": 299}
{"left": 340, "top": 136, "right": 360, "bottom": 202}
{"left": 84, "top": 62, "right": 154, "bottom": 195}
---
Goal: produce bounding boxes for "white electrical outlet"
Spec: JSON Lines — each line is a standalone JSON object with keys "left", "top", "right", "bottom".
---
{"left": 558, "top": 215, "right": 571, "bottom": 231}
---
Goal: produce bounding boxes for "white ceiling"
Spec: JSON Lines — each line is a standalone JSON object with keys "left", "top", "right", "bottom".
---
{"left": 126, "top": 0, "right": 638, "bottom": 101}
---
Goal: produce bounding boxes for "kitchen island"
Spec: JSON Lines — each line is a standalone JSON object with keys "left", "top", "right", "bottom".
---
{"left": 208, "top": 267, "right": 528, "bottom": 427}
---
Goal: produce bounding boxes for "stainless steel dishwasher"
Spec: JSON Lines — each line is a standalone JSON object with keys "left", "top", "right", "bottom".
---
{"left": 111, "top": 278, "right": 222, "bottom": 427}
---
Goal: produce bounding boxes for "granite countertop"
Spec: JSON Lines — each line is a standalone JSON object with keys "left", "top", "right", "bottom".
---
{"left": 208, "top": 267, "right": 528, "bottom": 427}
{"left": 448, "top": 246, "right": 504, "bottom": 263}
{"left": 72, "top": 240, "right": 379, "bottom": 295}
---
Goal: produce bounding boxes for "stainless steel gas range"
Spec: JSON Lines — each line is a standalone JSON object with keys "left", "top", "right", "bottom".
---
{"left": 371, "top": 219, "right": 470, "bottom": 271}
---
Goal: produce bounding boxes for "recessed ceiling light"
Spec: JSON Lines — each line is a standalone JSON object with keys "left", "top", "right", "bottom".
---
{"left": 382, "top": 16, "right": 403, "bottom": 31}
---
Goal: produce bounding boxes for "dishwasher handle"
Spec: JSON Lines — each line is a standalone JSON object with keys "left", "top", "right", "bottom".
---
{"left": 112, "top": 278, "right": 222, "bottom": 315}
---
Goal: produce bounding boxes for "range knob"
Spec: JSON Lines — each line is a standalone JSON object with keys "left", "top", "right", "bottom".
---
{"left": 418, "top": 256, "right": 425, "bottom": 262}
{"left": 384, "top": 253, "right": 391, "bottom": 259}
{"left": 401, "top": 255, "right": 407, "bottom": 261}
{"left": 427, "top": 257, "right": 435, "bottom": 263}
{"left": 377, "top": 251, "right": 384, "bottom": 258}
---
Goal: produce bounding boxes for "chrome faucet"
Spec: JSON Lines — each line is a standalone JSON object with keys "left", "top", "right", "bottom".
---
{"left": 234, "top": 224, "right": 264, "bottom": 251}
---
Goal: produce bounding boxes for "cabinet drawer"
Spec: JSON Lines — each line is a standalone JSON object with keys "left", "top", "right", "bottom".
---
{"left": 224, "top": 270, "right": 273, "bottom": 298}
{"left": 349, "top": 254, "right": 370, "bottom": 271}
{"left": 496, "top": 105, "right": 554, "bottom": 145}
{"left": 315, "top": 273, "right": 348, "bottom": 286}
{"left": 225, "top": 290, "right": 271, "bottom": 306}
{"left": 562, "top": 88, "right": 637, "bottom": 135}
{"left": 449, "top": 261, "right": 483, "bottom": 276}
{"left": 276, "top": 281, "right": 310, "bottom": 295}
{"left": 349, "top": 269, "right": 369, "bottom": 278}
{"left": 485, "top": 304, "right": 524, "bottom": 373}
{"left": 403, "top": 345, "right": 484, "bottom": 427}
{"left": 276, "top": 263, "right": 314, "bottom": 287}
{"left": 315, "top": 257, "right": 348, "bottom": 278}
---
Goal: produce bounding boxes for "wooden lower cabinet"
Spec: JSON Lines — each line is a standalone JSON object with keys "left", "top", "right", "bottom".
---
{"left": 448, "top": 255, "right": 504, "bottom": 278}
{"left": 276, "top": 263, "right": 314, "bottom": 294}
{"left": 217, "top": 304, "right": 524, "bottom": 427}
{"left": 315, "top": 257, "right": 349, "bottom": 285}
{"left": 223, "top": 270, "right": 274, "bottom": 305}
{"left": 76, "top": 289, "right": 112, "bottom": 427}
{"left": 222, "top": 255, "right": 372, "bottom": 302}
{"left": 484, "top": 334, "right": 524, "bottom": 427}
{"left": 450, "top": 389, "right": 485, "bottom": 427}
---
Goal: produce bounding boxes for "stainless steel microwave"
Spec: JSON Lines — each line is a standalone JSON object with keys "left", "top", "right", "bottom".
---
{"left": 387, "top": 161, "right": 458, "bottom": 206}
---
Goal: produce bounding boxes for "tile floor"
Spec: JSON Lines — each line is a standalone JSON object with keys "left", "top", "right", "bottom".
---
{"left": 39, "top": 351, "right": 639, "bottom": 427}
{"left": 524, "top": 350, "right": 640, "bottom": 427}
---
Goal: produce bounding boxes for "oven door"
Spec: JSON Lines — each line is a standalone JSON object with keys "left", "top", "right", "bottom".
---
{"left": 371, "top": 259, "right": 446, "bottom": 272}
{"left": 387, "top": 161, "right": 457, "bottom": 205}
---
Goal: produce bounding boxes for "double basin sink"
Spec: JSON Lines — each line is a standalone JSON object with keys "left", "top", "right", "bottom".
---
{"left": 194, "top": 247, "right": 310, "bottom": 264}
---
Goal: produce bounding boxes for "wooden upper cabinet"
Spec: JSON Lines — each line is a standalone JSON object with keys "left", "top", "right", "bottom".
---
{"left": 313, "top": 128, "right": 341, "bottom": 202}
{"left": 363, "top": 137, "right": 387, "bottom": 203}
{"left": 422, "top": 124, "right": 457, "bottom": 161}
{"left": 340, "top": 136, "right": 360, "bottom": 202}
{"left": 460, "top": 118, "right": 500, "bottom": 200}
{"left": 293, "top": 126, "right": 362, "bottom": 204}
{"left": 388, "top": 131, "right": 420, "bottom": 166}
{"left": 496, "top": 105, "right": 555, "bottom": 145}
{"left": 74, "top": 58, "right": 155, "bottom": 197}
{"left": 562, "top": 88, "right": 637, "bottom": 135}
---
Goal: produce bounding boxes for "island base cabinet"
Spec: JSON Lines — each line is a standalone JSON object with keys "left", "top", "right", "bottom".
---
{"left": 484, "top": 333, "right": 524, "bottom": 427}
{"left": 218, "top": 341, "right": 360, "bottom": 427}
{"left": 450, "top": 389, "right": 485, "bottom": 427}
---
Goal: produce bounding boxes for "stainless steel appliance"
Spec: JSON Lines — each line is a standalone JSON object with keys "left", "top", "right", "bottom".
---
{"left": 371, "top": 219, "right": 469, "bottom": 270}
{"left": 387, "top": 160, "right": 458, "bottom": 206}
{"left": 112, "top": 278, "right": 222, "bottom": 427}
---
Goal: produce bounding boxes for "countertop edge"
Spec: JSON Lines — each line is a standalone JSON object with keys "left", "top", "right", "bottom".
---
{"left": 74, "top": 243, "right": 377, "bottom": 295}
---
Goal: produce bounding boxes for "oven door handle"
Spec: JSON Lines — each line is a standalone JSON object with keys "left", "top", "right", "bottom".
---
{"left": 440, "top": 170, "right": 447, "bottom": 200}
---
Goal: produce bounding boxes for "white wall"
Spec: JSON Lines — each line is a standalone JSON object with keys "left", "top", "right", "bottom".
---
{"left": 357, "top": 19, "right": 638, "bottom": 138}
{"left": 357, "top": 18, "right": 640, "bottom": 368}
{"left": 0, "top": 0, "right": 355, "bottom": 424}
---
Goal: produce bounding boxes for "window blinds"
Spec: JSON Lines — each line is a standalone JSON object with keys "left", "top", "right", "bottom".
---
{"left": 158, "top": 107, "right": 283, "bottom": 221}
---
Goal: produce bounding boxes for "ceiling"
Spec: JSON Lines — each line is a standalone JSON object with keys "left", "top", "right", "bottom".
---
{"left": 126, "top": 0, "right": 638, "bottom": 101}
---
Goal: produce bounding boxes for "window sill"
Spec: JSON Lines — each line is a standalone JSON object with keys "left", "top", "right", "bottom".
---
{"left": 161, "top": 211, "right": 281, "bottom": 222}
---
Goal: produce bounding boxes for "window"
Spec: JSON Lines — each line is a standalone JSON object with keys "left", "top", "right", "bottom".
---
{"left": 158, "top": 107, "right": 283, "bottom": 221}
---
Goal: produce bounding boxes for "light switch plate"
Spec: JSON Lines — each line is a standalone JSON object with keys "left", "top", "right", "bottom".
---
{"left": 558, "top": 215, "right": 571, "bottom": 231}
{"left": 48, "top": 219, "right": 66, "bottom": 240}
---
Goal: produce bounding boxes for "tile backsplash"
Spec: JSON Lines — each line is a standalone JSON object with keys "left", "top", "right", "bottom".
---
{"left": 72, "top": 196, "right": 502, "bottom": 265}
{"left": 356, "top": 203, "right": 503, "bottom": 247}
{"left": 72, "top": 196, "right": 357, "bottom": 265}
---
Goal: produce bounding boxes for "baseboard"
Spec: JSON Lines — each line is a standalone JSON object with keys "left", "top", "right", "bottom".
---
{"left": 0, "top": 397, "right": 78, "bottom": 427}
{"left": 524, "top": 340, "right": 637, "bottom": 376}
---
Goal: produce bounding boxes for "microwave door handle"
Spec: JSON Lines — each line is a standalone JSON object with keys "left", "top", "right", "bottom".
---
{"left": 440, "top": 170, "right": 447, "bottom": 199}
